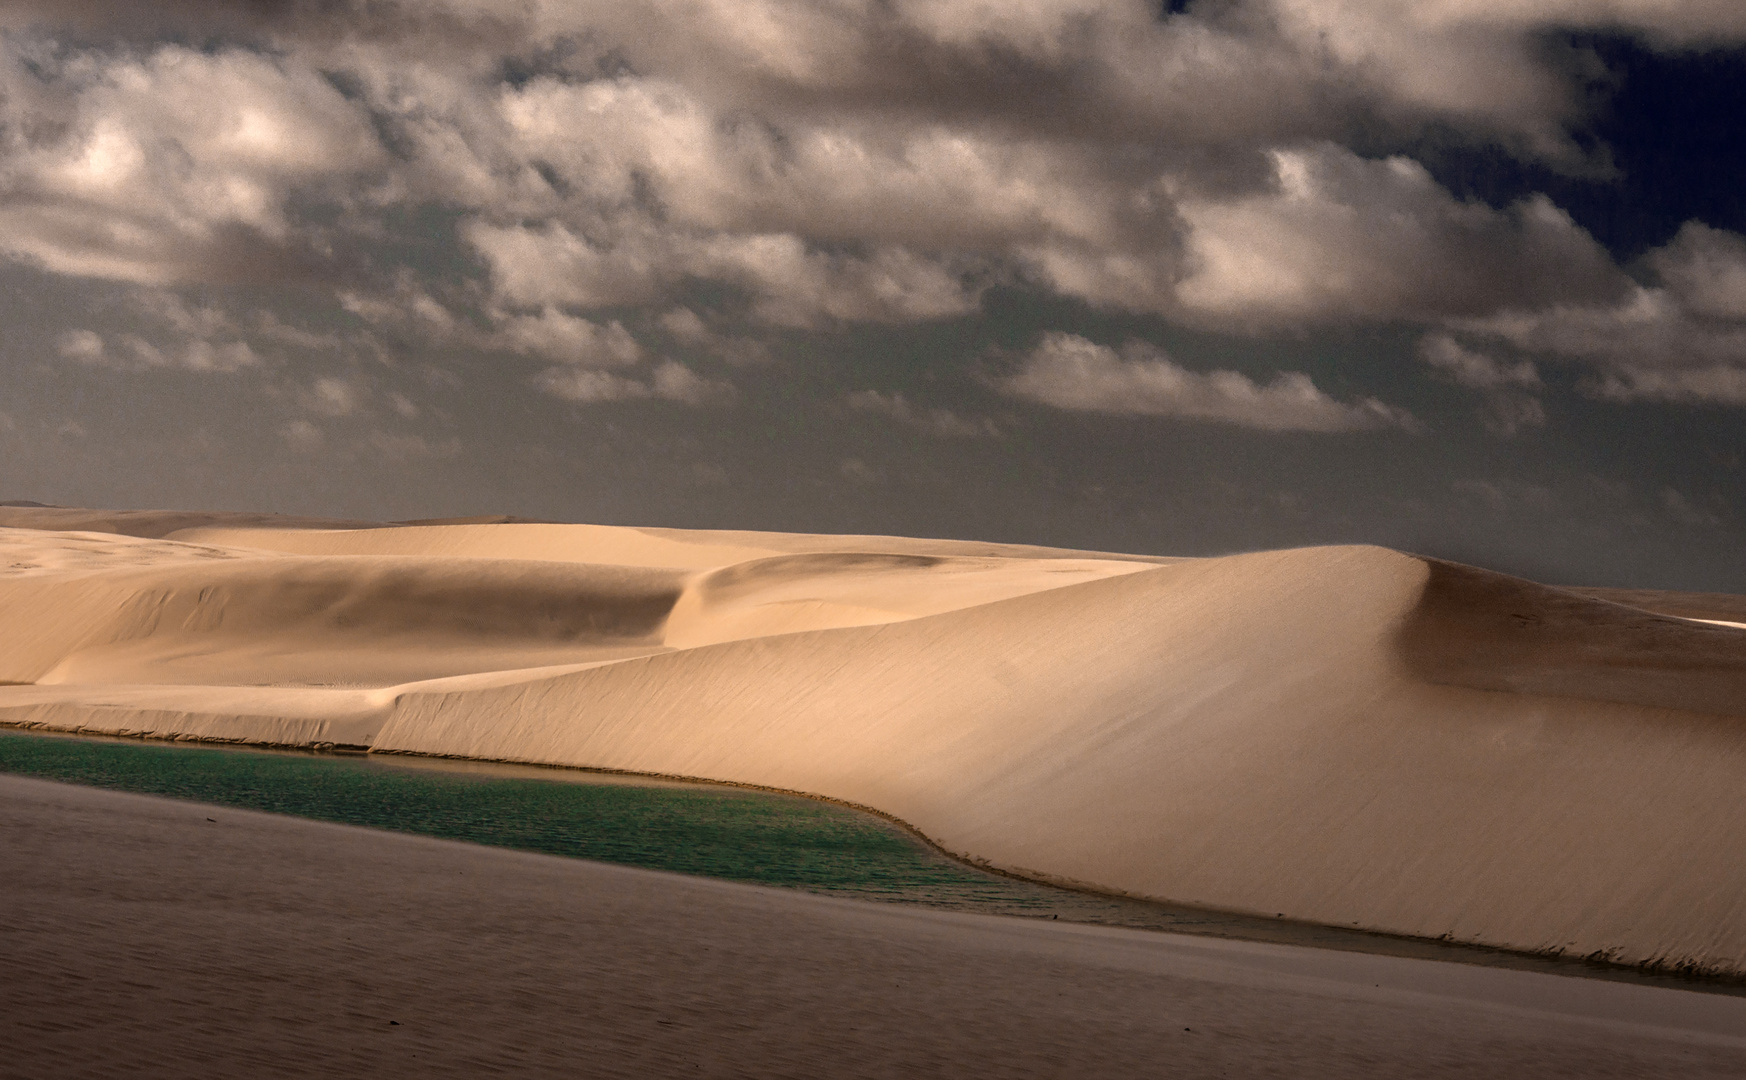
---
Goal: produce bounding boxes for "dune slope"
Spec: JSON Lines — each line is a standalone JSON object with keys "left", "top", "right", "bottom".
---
{"left": 1, "top": 514, "right": 1744, "bottom": 974}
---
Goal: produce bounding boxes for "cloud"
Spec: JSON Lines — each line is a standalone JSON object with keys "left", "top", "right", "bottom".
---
{"left": 52, "top": 291, "right": 260, "bottom": 373}
{"left": 1452, "top": 476, "right": 1560, "bottom": 515}
{"left": 1589, "top": 366, "right": 1746, "bottom": 406}
{"left": 658, "top": 307, "right": 711, "bottom": 346}
{"left": 330, "top": 275, "right": 738, "bottom": 405}
{"left": 698, "top": 235, "right": 982, "bottom": 327}
{"left": 1002, "top": 332, "right": 1418, "bottom": 433}
{"left": 491, "top": 309, "right": 643, "bottom": 366}
{"left": 533, "top": 367, "right": 650, "bottom": 404}
{"left": 386, "top": 392, "right": 421, "bottom": 419}
{"left": 659, "top": 308, "right": 773, "bottom": 366}
{"left": 839, "top": 456, "right": 881, "bottom": 484}
{"left": 1452, "top": 223, "right": 1746, "bottom": 404}
{"left": 846, "top": 390, "right": 999, "bottom": 438}
{"left": 535, "top": 359, "right": 731, "bottom": 406}
{"left": 369, "top": 431, "right": 461, "bottom": 462}
{"left": 1662, "top": 486, "right": 1722, "bottom": 527}
{"left": 1648, "top": 221, "right": 1746, "bottom": 321}
{"left": 3, "top": 1, "right": 1745, "bottom": 410}
{"left": 650, "top": 359, "right": 733, "bottom": 405}
{"left": 473, "top": 70, "right": 1633, "bottom": 327}
{"left": 0, "top": 43, "right": 383, "bottom": 285}
{"left": 578, "top": 0, "right": 1745, "bottom": 160}
{"left": 281, "top": 418, "right": 323, "bottom": 452}
{"left": 305, "top": 376, "right": 367, "bottom": 418}
{"left": 466, "top": 220, "right": 981, "bottom": 327}
{"left": 1476, "top": 393, "right": 1547, "bottom": 437}
{"left": 1168, "top": 144, "right": 1626, "bottom": 326}
{"left": 54, "top": 329, "right": 104, "bottom": 364}
{"left": 1418, "top": 333, "right": 1544, "bottom": 435}
{"left": 1417, "top": 333, "right": 1539, "bottom": 390}
{"left": 460, "top": 221, "right": 662, "bottom": 310}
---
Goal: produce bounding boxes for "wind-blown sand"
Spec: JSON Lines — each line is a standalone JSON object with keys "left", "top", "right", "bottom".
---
{"left": 2, "top": 505, "right": 1745, "bottom": 976}
{"left": 7, "top": 776, "right": 1745, "bottom": 1079}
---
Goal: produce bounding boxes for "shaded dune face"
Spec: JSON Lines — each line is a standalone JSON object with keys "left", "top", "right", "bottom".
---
{"left": 1, "top": 552, "right": 689, "bottom": 687}
{"left": 0, "top": 506, "right": 383, "bottom": 538}
{"left": 1395, "top": 560, "right": 1746, "bottom": 718}
{"left": 164, "top": 523, "right": 788, "bottom": 570}
{"left": 97, "top": 559, "right": 687, "bottom": 642}
{"left": 2, "top": 516, "right": 1745, "bottom": 975}
{"left": 1565, "top": 587, "right": 1746, "bottom": 626}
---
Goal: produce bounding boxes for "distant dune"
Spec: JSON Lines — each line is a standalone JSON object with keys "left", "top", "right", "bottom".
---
{"left": 2, "top": 506, "right": 1744, "bottom": 976}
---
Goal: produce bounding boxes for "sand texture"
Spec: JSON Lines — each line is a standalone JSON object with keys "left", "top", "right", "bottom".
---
{"left": 2, "top": 510, "right": 1745, "bottom": 973}
{"left": 7, "top": 776, "right": 1746, "bottom": 1079}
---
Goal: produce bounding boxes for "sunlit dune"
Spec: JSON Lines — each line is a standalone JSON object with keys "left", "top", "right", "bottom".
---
{"left": 3, "top": 505, "right": 1745, "bottom": 977}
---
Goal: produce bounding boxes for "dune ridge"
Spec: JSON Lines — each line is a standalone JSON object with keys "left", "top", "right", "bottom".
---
{"left": 2, "top": 512, "right": 1744, "bottom": 975}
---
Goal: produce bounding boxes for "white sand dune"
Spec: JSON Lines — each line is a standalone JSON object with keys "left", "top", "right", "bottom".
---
{"left": 2, "top": 506, "right": 1745, "bottom": 976}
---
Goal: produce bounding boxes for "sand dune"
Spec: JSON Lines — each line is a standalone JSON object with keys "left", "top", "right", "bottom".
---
{"left": 1567, "top": 586, "right": 1746, "bottom": 625}
{"left": 2, "top": 511, "right": 1745, "bottom": 976}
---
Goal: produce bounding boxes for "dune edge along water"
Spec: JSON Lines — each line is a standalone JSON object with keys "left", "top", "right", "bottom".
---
{"left": 8, "top": 725, "right": 1746, "bottom": 996}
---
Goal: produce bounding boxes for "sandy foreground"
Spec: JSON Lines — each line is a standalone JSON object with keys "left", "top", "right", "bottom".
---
{"left": 2, "top": 506, "right": 1746, "bottom": 976}
{"left": 7, "top": 775, "right": 1746, "bottom": 1079}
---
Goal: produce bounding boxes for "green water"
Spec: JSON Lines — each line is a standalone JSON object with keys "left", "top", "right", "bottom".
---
{"left": 0, "top": 729, "right": 1037, "bottom": 903}
{"left": 5, "top": 727, "right": 1741, "bottom": 994}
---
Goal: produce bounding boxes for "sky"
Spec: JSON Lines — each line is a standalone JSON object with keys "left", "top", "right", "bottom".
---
{"left": 1, "top": 1, "right": 1744, "bottom": 589}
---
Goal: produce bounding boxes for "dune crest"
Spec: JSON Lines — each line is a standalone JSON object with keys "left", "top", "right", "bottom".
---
{"left": 2, "top": 513, "right": 1744, "bottom": 975}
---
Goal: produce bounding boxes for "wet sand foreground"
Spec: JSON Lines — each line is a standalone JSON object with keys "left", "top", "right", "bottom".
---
{"left": 7, "top": 774, "right": 1745, "bottom": 1079}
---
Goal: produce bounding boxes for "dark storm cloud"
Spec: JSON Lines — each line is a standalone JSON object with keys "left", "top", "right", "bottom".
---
{"left": 1002, "top": 331, "right": 1420, "bottom": 432}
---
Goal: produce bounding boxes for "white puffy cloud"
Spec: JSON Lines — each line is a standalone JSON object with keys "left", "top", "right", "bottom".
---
{"left": 535, "top": 359, "right": 731, "bottom": 405}
{"left": 491, "top": 309, "right": 643, "bottom": 366}
{"left": 695, "top": 234, "right": 981, "bottom": 326}
{"left": 466, "top": 219, "right": 980, "bottom": 327}
{"left": 54, "top": 329, "right": 105, "bottom": 364}
{"left": 461, "top": 221, "right": 660, "bottom": 310}
{"left": 1646, "top": 222, "right": 1746, "bottom": 322}
{"left": 0, "top": 44, "right": 382, "bottom": 284}
{"left": 649, "top": 359, "right": 733, "bottom": 405}
{"left": 500, "top": 73, "right": 1137, "bottom": 252}
{"left": 659, "top": 307, "right": 712, "bottom": 346}
{"left": 1170, "top": 144, "right": 1625, "bottom": 325}
{"left": 533, "top": 367, "right": 649, "bottom": 404}
{"left": 305, "top": 376, "right": 368, "bottom": 417}
{"left": 1002, "top": 332, "right": 1418, "bottom": 432}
